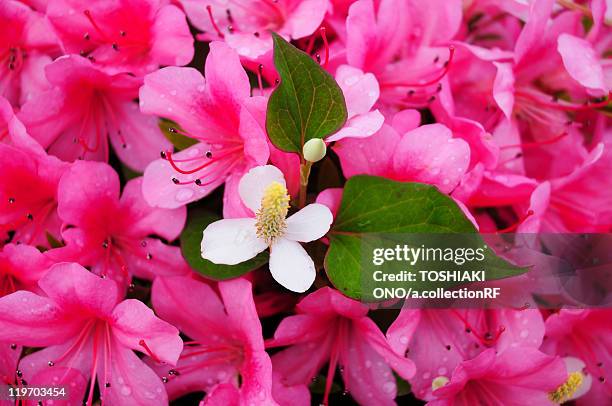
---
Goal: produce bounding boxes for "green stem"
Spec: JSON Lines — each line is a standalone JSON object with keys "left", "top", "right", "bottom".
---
{"left": 298, "top": 161, "right": 312, "bottom": 209}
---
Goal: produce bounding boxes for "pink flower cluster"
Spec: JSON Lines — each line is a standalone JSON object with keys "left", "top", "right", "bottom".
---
{"left": 0, "top": 0, "right": 610, "bottom": 405}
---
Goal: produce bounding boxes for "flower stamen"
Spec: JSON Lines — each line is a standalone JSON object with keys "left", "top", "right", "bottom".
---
{"left": 549, "top": 371, "right": 583, "bottom": 404}
{"left": 255, "top": 182, "right": 290, "bottom": 245}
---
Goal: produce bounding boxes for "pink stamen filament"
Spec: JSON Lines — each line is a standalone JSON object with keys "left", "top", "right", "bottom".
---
{"left": 320, "top": 27, "right": 329, "bottom": 68}
{"left": 450, "top": 310, "right": 506, "bottom": 346}
{"left": 86, "top": 329, "right": 100, "bottom": 406}
{"left": 163, "top": 146, "right": 241, "bottom": 175}
{"left": 323, "top": 319, "right": 346, "bottom": 405}
{"left": 515, "top": 90, "right": 611, "bottom": 112}
{"left": 500, "top": 132, "right": 568, "bottom": 150}
{"left": 206, "top": 6, "right": 225, "bottom": 38}
{"left": 382, "top": 46, "right": 455, "bottom": 88}
{"left": 139, "top": 339, "right": 161, "bottom": 363}
{"left": 257, "top": 64, "right": 264, "bottom": 95}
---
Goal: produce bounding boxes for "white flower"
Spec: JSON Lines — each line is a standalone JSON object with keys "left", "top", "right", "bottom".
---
{"left": 201, "top": 165, "right": 333, "bottom": 292}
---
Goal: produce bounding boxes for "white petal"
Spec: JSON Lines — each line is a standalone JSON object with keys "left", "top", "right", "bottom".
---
{"left": 269, "top": 238, "right": 316, "bottom": 293}
{"left": 238, "top": 165, "right": 286, "bottom": 212}
{"left": 201, "top": 218, "right": 267, "bottom": 265}
{"left": 284, "top": 203, "right": 333, "bottom": 242}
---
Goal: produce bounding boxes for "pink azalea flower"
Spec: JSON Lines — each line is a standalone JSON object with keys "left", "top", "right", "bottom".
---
{"left": 335, "top": 110, "right": 471, "bottom": 194}
{"left": 387, "top": 308, "right": 546, "bottom": 401}
{"left": 0, "top": 262, "right": 183, "bottom": 406}
{"left": 343, "top": 0, "right": 461, "bottom": 108}
{"left": 180, "top": 0, "right": 328, "bottom": 60}
{"left": 542, "top": 310, "right": 612, "bottom": 405}
{"left": 267, "top": 287, "right": 416, "bottom": 405}
{"left": 149, "top": 275, "right": 277, "bottom": 405}
{"left": 0, "top": 143, "right": 67, "bottom": 247}
{"left": 427, "top": 347, "right": 567, "bottom": 406}
{"left": 140, "top": 41, "right": 269, "bottom": 216}
{"left": 201, "top": 165, "right": 333, "bottom": 292}
{"left": 47, "top": 0, "right": 194, "bottom": 76}
{"left": 45, "top": 161, "right": 188, "bottom": 286}
{"left": 19, "top": 55, "right": 171, "bottom": 171}
{"left": 0, "top": 0, "right": 57, "bottom": 106}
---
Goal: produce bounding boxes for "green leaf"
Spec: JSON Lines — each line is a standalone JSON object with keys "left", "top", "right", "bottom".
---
{"left": 180, "top": 209, "right": 268, "bottom": 280}
{"left": 266, "top": 32, "right": 347, "bottom": 153}
{"left": 160, "top": 119, "right": 197, "bottom": 151}
{"left": 325, "top": 176, "right": 526, "bottom": 299}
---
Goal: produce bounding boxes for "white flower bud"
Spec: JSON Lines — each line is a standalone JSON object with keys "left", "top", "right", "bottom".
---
{"left": 302, "top": 139, "right": 327, "bottom": 163}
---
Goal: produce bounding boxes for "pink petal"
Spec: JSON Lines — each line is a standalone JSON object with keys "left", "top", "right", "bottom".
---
{"left": 340, "top": 327, "right": 397, "bottom": 406}
{"left": 268, "top": 145, "right": 300, "bottom": 199}
{"left": 111, "top": 298, "right": 182, "bottom": 365}
{"left": 140, "top": 66, "right": 207, "bottom": 134}
{"left": 110, "top": 102, "right": 172, "bottom": 172}
{"left": 203, "top": 383, "right": 240, "bottom": 406}
{"left": 514, "top": 0, "right": 555, "bottom": 66}
{"left": 222, "top": 170, "right": 252, "bottom": 218}
{"left": 142, "top": 143, "right": 227, "bottom": 209}
{"left": 0, "top": 291, "right": 82, "bottom": 346}
{"left": 392, "top": 124, "right": 470, "bottom": 193}
{"left": 151, "top": 276, "right": 227, "bottom": 343}
{"left": 39, "top": 262, "right": 119, "bottom": 317}
{"left": 558, "top": 33, "right": 607, "bottom": 93}
{"left": 346, "top": 0, "right": 410, "bottom": 72}
{"left": 315, "top": 188, "right": 343, "bottom": 219}
{"left": 120, "top": 178, "right": 186, "bottom": 241}
{"left": 101, "top": 343, "right": 169, "bottom": 406}
{"left": 284, "top": 0, "right": 328, "bottom": 39}
{"left": 334, "top": 124, "right": 400, "bottom": 178}
{"left": 57, "top": 161, "right": 120, "bottom": 227}
{"left": 390, "top": 109, "right": 421, "bottom": 135}
{"left": 297, "top": 287, "right": 369, "bottom": 318}
{"left": 272, "top": 370, "right": 311, "bottom": 406}
{"left": 218, "top": 279, "right": 275, "bottom": 404}
{"left": 517, "top": 182, "right": 551, "bottom": 233}
{"left": 122, "top": 238, "right": 192, "bottom": 280}
{"left": 25, "top": 367, "right": 88, "bottom": 406}
{"left": 239, "top": 96, "right": 270, "bottom": 166}
{"left": 150, "top": 4, "right": 194, "bottom": 67}
{"left": 335, "top": 65, "right": 380, "bottom": 117}
{"left": 327, "top": 110, "right": 385, "bottom": 142}
{"left": 406, "top": 0, "right": 462, "bottom": 45}
{"left": 492, "top": 62, "right": 515, "bottom": 119}
{"left": 356, "top": 317, "right": 416, "bottom": 380}
{"left": 205, "top": 41, "right": 250, "bottom": 111}
{"left": 0, "top": 243, "right": 52, "bottom": 290}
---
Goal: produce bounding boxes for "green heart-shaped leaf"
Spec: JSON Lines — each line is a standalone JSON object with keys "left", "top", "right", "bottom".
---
{"left": 325, "top": 176, "right": 526, "bottom": 299}
{"left": 266, "top": 33, "right": 347, "bottom": 153}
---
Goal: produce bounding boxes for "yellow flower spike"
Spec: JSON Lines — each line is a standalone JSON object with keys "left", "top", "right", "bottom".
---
{"left": 549, "top": 371, "right": 583, "bottom": 404}
{"left": 255, "top": 182, "right": 290, "bottom": 245}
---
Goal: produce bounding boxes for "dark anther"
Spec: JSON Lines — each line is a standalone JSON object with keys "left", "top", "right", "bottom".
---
{"left": 194, "top": 179, "right": 202, "bottom": 186}
{"left": 172, "top": 178, "right": 180, "bottom": 184}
